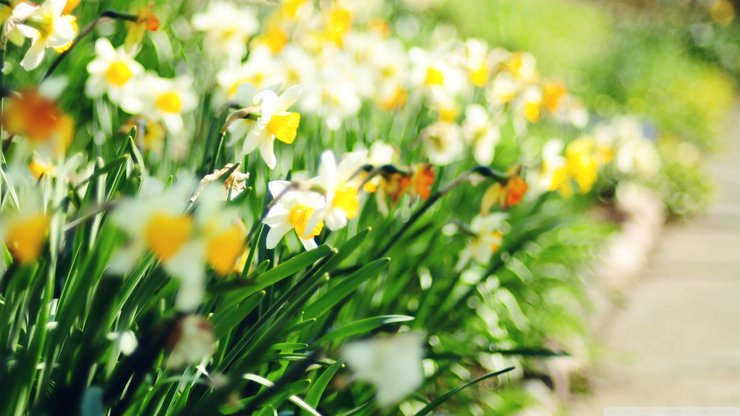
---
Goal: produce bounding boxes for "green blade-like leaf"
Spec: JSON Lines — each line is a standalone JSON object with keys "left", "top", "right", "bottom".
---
{"left": 414, "top": 366, "right": 516, "bottom": 416}
{"left": 316, "top": 315, "right": 414, "bottom": 345}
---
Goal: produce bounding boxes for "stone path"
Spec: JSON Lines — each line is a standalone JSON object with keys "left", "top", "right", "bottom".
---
{"left": 570, "top": 107, "right": 740, "bottom": 414}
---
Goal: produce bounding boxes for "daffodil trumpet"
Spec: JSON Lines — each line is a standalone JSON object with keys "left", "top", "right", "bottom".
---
{"left": 44, "top": 10, "right": 140, "bottom": 80}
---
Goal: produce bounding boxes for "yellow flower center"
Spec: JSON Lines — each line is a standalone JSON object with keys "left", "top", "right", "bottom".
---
{"left": 5, "top": 214, "right": 50, "bottom": 264}
{"left": 282, "top": 0, "right": 307, "bottom": 19}
{"left": 332, "top": 184, "right": 360, "bottom": 219}
{"left": 325, "top": 6, "right": 352, "bottom": 46}
{"left": 144, "top": 213, "right": 192, "bottom": 261}
{"left": 288, "top": 204, "right": 323, "bottom": 239}
{"left": 424, "top": 67, "right": 445, "bottom": 86}
{"left": 29, "top": 159, "right": 53, "bottom": 179}
{"left": 155, "top": 91, "right": 183, "bottom": 114}
{"left": 267, "top": 112, "right": 300, "bottom": 144}
{"left": 263, "top": 27, "right": 289, "bottom": 54}
{"left": 523, "top": 101, "right": 541, "bottom": 123}
{"left": 105, "top": 60, "right": 134, "bottom": 87}
{"left": 469, "top": 64, "right": 488, "bottom": 87}
{"left": 206, "top": 226, "right": 245, "bottom": 276}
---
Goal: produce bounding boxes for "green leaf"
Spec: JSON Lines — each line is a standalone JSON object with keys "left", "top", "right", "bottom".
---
{"left": 414, "top": 367, "right": 516, "bottom": 416}
{"left": 303, "top": 360, "right": 344, "bottom": 415}
{"left": 234, "top": 244, "right": 332, "bottom": 299}
{"left": 316, "top": 315, "right": 414, "bottom": 345}
{"left": 303, "top": 258, "right": 389, "bottom": 320}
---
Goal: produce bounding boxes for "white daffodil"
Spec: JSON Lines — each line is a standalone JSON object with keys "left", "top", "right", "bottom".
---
{"left": 488, "top": 72, "right": 520, "bottom": 107}
{"left": 85, "top": 38, "right": 144, "bottom": 105}
{"left": 229, "top": 86, "right": 303, "bottom": 169}
{"left": 420, "top": 121, "right": 464, "bottom": 166}
{"left": 367, "top": 141, "right": 396, "bottom": 166}
{"left": 456, "top": 213, "right": 507, "bottom": 270}
{"left": 310, "top": 150, "right": 367, "bottom": 231}
{"left": 122, "top": 74, "right": 198, "bottom": 134}
{"left": 13, "top": 0, "right": 77, "bottom": 70}
{"left": 300, "top": 66, "right": 362, "bottom": 130}
{"left": 262, "top": 181, "right": 325, "bottom": 250}
{"left": 536, "top": 139, "right": 568, "bottom": 192}
{"left": 516, "top": 86, "right": 543, "bottom": 125}
{"left": 340, "top": 332, "right": 425, "bottom": 407}
{"left": 193, "top": 185, "right": 246, "bottom": 277}
{"left": 110, "top": 176, "right": 206, "bottom": 311}
{"left": 216, "top": 46, "right": 282, "bottom": 101}
{"left": 166, "top": 315, "right": 215, "bottom": 368}
{"left": 409, "top": 47, "right": 466, "bottom": 96}
{"left": 462, "top": 104, "right": 500, "bottom": 165}
{"left": 462, "top": 38, "right": 490, "bottom": 87}
{"left": 192, "top": 1, "right": 258, "bottom": 60}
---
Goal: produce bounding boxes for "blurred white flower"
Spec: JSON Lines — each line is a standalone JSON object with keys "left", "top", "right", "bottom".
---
{"left": 110, "top": 176, "right": 206, "bottom": 310}
{"left": 340, "top": 332, "right": 425, "bottom": 407}
{"left": 192, "top": 1, "right": 259, "bottom": 60}
{"left": 420, "top": 121, "right": 464, "bottom": 165}
{"left": 167, "top": 315, "right": 215, "bottom": 368}
{"left": 85, "top": 38, "right": 144, "bottom": 105}
{"left": 122, "top": 74, "right": 198, "bottom": 135}
{"left": 462, "top": 104, "right": 500, "bottom": 165}
{"left": 106, "top": 331, "right": 139, "bottom": 356}
{"left": 456, "top": 213, "right": 507, "bottom": 270}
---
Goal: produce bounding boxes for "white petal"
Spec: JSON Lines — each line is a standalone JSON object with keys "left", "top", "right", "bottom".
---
{"left": 266, "top": 223, "right": 292, "bottom": 249}
{"left": 259, "top": 138, "right": 276, "bottom": 169}
{"left": 21, "top": 39, "right": 46, "bottom": 71}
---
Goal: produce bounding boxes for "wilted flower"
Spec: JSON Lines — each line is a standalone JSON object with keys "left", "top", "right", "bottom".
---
{"left": 340, "top": 332, "right": 425, "bottom": 407}
{"left": 193, "top": 164, "right": 250, "bottom": 202}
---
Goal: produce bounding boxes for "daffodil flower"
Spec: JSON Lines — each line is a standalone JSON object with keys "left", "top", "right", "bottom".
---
{"left": 192, "top": 1, "right": 258, "bottom": 59}
{"left": 230, "top": 86, "right": 303, "bottom": 169}
{"left": 85, "top": 38, "right": 144, "bottom": 106}
{"left": 121, "top": 74, "right": 198, "bottom": 135}
{"left": 420, "top": 120, "right": 464, "bottom": 166}
{"left": 309, "top": 150, "right": 367, "bottom": 231}
{"left": 262, "top": 181, "right": 325, "bottom": 250}
{"left": 110, "top": 176, "right": 205, "bottom": 310}
{"left": 13, "top": 0, "right": 78, "bottom": 71}
{"left": 340, "top": 332, "right": 425, "bottom": 407}
{"left": 462, "top": 104, "right": 500, "bottom": 165}
{"left": 456, "top": 213, "right": 508, "bottom": 270}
